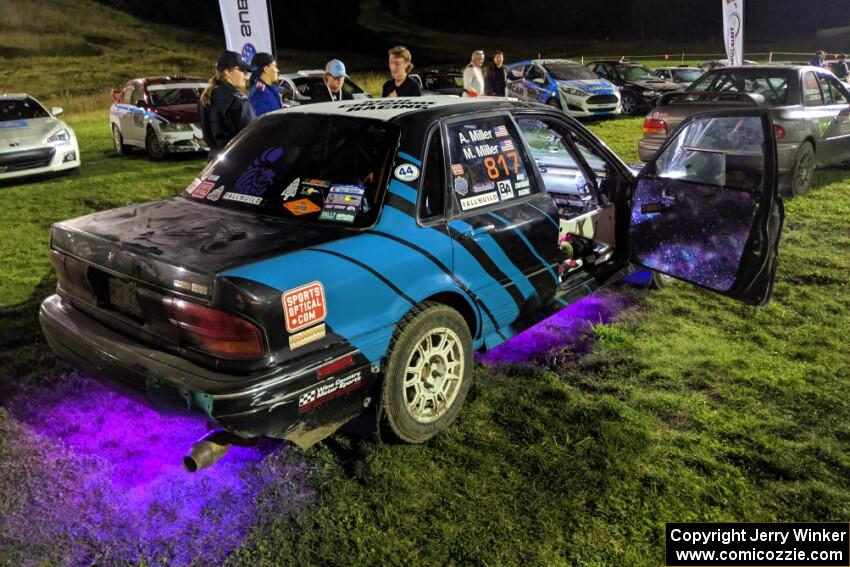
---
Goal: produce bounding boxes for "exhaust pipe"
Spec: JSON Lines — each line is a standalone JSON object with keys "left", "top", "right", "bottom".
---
{"left": 183, "top": 429, "right": 257, "bottom": 472}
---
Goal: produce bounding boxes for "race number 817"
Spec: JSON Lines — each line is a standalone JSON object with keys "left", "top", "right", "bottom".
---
{"left": 484, "top": 151, "right": 519, "bottom": 180}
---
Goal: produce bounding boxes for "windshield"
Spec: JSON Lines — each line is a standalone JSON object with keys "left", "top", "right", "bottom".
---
{"left": 0, "top": 98, "right": 49, "bottom": 121}
{"left": 184, "top": 114, "right": 399, "bottom": 228}
{"left": 617, "top": 65, "right": 655, "bottom": 81}
{"left": 424, "top": 74, "right": 463, "bottom": 89}
{"left": 671, "top": 69, "right": 703, "bottom": 83}
{"left": 147, "top": 83, "right": 205, "bottom": 106}
{"left": 687, "top": 70, "right": 790, "bottom": 105}
{"left": 546, "top": 64, "right": 599, "bottom": 81}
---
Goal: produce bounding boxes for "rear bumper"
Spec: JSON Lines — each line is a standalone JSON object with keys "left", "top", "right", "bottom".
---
{"left": 39, "top": 294, "right": 375, "bottom": 440}
{"left": 637, "top": 137, "right": 663, "bottom": 162}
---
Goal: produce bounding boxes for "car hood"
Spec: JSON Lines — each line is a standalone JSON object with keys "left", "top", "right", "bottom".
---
{"left": 627, "top": 79, "right": 682, "bottom": 91}
{"left": 0, "top": 117, "right": 66, "bottom": 149}
{"left": 556, "top": 79, "right": 617, "bottom": 94}
{"left": 150, "top": 104, "right": 200, "bottom": 123}
{"left": 51, "top": 197, "right": 354, "bottom": 297}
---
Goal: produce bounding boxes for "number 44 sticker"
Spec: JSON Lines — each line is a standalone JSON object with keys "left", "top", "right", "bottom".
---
{"left": 394, "top": 163, "right": 420, "bottom": 182}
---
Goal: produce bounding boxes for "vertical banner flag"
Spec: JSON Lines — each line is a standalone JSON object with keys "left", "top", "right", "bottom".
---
{"left": 218, "top": 0, "right": 276, "bottom": 66}
{"left": 722, "top": 0, "right": 744, "bottom": 66}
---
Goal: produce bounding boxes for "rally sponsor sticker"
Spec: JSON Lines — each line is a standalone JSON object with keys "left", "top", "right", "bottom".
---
{"left": 394, "top": 163, "right": 420, "bottom": 182}
{"left": 282, "top": 281, "right": 326, "bottom": 333}
{"left": 289, "top": 323, "right": 326, "bottom": 350}
{"left": 496, "top": 179, "right": 515, "bottom": 200}
{"left": 460, "top": 191, "right": 499, "bottom": 211}
{"left": 282, "top": 177, "right": 301, "bottom": 200}
{"left": 223, "top": 192, "right": 263, "bottom": 205}
{"left": 454, "top": 176, "right": 469, "bottom": 195}
{"left": 298, "top": 370, "right": 363, "bottom": 413}
{"left": 284, "top": 198, "right": 322, "bottom": 216}
{"left": 191, "top": 180, "right": 215, "bottom": 199}
{"left": 206, "top": 186, "right": 224, "bottom": 201}
{"left": 319, "top": 210, "right": 356, "bottom": 223}
{"left": 451, "top": 163, "right": 464, "bottom": 176}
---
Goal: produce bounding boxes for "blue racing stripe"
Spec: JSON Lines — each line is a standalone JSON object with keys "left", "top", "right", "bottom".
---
{"left": 397, "top": 151, "right": 421, "bottom": 166}
{"left": 387, "top": 179, "right": 418, "bottom": 204}
{"left": 487, "top": 211, "right": 560, "bottom": 284}
{"left": 448, "top": 218, "right": 536, "bottom": 301}
{"left": 525, "top": 202, "right": 559, "bottom": 231}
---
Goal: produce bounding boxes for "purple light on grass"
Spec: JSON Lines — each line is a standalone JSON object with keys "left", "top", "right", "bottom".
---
{"left": 4, "top": 373, "right": 314, "bottom": 565}
{"left": 480, "top": 291, "right": 633, "bottom": 365}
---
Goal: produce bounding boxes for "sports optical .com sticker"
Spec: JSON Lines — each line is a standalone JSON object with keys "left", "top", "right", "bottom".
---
{"left": 282, "top": 281, "right": 327, "bottom": 333}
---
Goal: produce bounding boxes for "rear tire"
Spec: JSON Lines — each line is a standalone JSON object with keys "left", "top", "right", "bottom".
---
{"left": 112, "top": 125, "right": 128, "bottom": 156}
{"left": 145, "top": 128, "right": 165, "bottom": 161}
{"left": 789, "top": 141, "right": 814, "bottom": 197}
{"left": 381, "top": 302, "right": 473, "bottom": 444}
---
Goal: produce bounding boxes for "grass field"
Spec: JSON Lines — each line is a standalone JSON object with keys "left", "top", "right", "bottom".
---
{"left": 2, "top": 1, "right": 850, "bottom": 565}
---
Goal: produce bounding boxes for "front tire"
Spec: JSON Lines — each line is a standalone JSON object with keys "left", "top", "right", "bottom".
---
{"left": 620, "top": 92, "right": 638, "bottom": 115}
{"left": 789, "top": 141, "right": 814, "bottom": 197}
{"left": 381, "top": 302, "right": 473, "bottom": 444}
{"left": 145, "top": 128, "right": 165, "bottom": 161}
{"left": 112, "top": 125, "right": 128, "bottom": 156}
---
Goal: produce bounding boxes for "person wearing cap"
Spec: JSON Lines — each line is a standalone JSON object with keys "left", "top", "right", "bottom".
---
{"left": 810, "top": 50, "right": 826, "bottom": 68}
{"left": 248, "top": 52, "right": 284, "bottom": 117}
{"left": 310, "top": 59, "right": 353, "bottom": 103}
{"left": 382, "top": 46, "right": 422, "bottom": 98}
{"left": 484, "top": 51, "right": 508, "bottom": 96}
{"left": 199, "top": 50, "right": 256, "bottom": 159}
{"left": 463, "top": 50, "right": 486, "bottom": 97}
{"left": 834, "top": 54, "right": 848, "bottom": 80}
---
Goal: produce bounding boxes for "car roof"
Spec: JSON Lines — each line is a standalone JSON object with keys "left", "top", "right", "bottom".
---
{"left": 137, "top": 76, "right": 205, "bottom": 85}
{"left": 0, "top": 93, "right": 30, "bottom": 100}
{"left": 705, "top": 64, "right": 806, "bottom": 71}
{"left": 279, "top": 70, "right": 324, "bottom": 79}
{"left": 277, "top": 95, "right": 537, "bottom": 122}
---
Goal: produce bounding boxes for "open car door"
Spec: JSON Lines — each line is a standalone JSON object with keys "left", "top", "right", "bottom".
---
{"left": 629, "top": 109, "right": 784, "bottom": 306}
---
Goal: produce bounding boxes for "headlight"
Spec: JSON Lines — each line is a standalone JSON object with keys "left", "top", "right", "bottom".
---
{"left": 643, "top": 90, "right": 657, "bottom": 97}
{"left": 46, "top": 128, "right": 71, "bottom": 145}
{"left": 160, "top": 122, "right": 192, "bottom": 132}
{"left": 560, "top": 86, "right": 588, "bottom": 97}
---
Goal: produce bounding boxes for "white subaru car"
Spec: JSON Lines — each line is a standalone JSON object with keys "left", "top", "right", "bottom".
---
{"left": 0, "top": 94, "right": 80, "bottom": 181}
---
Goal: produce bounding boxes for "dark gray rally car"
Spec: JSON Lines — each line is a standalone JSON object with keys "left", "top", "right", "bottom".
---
{"left": 40, "top": 97, "right": 785, "bottom": 470}
{"left": 638, "top": 65, "right": 850, "bottom": 196}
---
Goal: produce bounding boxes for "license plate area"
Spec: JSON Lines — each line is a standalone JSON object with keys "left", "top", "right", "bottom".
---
{"left": 107, "top": 277, "right": 144, "bottom": 319}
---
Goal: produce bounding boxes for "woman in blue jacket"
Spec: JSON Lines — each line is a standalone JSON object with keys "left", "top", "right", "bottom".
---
{"left": 248, "top": 52, "right": 284, "bottom": 117}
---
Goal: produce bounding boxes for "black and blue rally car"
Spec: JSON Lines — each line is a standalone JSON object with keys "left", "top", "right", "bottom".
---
{"left": 40, "top": 97, "right": 785, "bottom": 469}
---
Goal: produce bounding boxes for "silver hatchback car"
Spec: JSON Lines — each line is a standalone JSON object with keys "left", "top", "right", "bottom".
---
{"left": 638, "top": 65, "right": 850, "bottom": 196}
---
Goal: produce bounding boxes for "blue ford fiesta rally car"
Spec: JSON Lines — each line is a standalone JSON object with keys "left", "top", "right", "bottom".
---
{"left": 506, "top": 59, "right": 621, "bottom": 118}
{"left": 40, "top": 97, "right": 784, "bottom": 469}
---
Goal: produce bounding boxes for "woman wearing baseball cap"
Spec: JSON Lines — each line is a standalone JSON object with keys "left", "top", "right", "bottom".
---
{"left": 199, "top": 50, "right": 256, "bottom": 159}
{"left": 248, "top": 52, "right": 285, "bottom": 116}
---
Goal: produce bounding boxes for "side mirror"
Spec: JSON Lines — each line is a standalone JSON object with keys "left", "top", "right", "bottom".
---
{"left": 135, "top": 99, "right": 146, "bottom": 108}
{"left": 51, "top": 107, "right": 63, "bottom": 117}
{"left": 111, "top": 89, "right": 121, "bottom": 103}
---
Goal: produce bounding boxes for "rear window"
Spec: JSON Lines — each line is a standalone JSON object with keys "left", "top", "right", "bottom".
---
{"left": 147, "top": 83, "right": 205, "bottom": 106}
{"left": 617, "top": 65, "right": 655, "bottom": 81}
{"left": 185, "top": 114, "right": 400, "bottom": 228}
{"left": 671, "top": 69, "right": 703, "bottom": 84}
{"left": 687, "top": 70, "right": 790, "bottom": 105}
{"left": 0, "top": 97, "right": 49, "bottom": 121}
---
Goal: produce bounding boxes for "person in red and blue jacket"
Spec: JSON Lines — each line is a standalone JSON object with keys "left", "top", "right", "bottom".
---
{"left": 248, "top": 52, "right": 284, "bottom": 117}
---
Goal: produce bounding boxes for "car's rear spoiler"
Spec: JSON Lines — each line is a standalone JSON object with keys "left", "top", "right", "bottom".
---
{"left": 658, "top": 91, "right": 764, "bottom": 107}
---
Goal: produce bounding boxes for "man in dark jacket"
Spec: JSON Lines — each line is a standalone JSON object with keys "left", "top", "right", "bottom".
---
{"left": 485, "top": 51, "right": 508, "bottom": 96}
{"left": 199, "top": 50, "right": 256, "bottom": 158}
{"left": 810, "top": 50, "right": 825, "bottom": 68}
{"left": 834, "top": 54, "right": 849, "bottom": 80}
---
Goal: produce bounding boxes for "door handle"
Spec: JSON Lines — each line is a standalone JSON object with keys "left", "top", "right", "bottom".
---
{"left": 462, "top": 224, "right": 495, "bottom": 239}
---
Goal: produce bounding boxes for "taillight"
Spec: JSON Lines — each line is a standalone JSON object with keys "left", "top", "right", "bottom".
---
{"left": 163, "top": 297, "right": 265, "bottom": 359}
{"left": 643, "top": 118, "right": 668, "bottom": 136}
{"left": 773, "top": 124, "right": 786, "bottom": 140}
{"left": 317, "top": 355, "right": 355, "bottom": 380}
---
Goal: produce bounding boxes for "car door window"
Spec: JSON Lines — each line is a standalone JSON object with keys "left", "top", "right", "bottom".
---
{"left": 818, "top": 74, "right": 850, "bottom": 104}
{"left": 131, "top": 84, "right": 144, "bottom": 105}
{"left": 526, "top": 65, "right": 545, "bottom": 83}
{"left": 445, "top": 115, "right": 534, "bottom": 214}
{"left": 418, "top": 128, "right": 445, "bottom": 221}
{"left": 803, "top": 72, "right": 824, "bottom": 106}
{"left": 655, "top": 115, "right": 764, "bottom": 191}
{"left": 279, "top": 80, "right": 295, "bottom": 103}
{"left": 515, "top": 117, "right": 599, "bottom": 216}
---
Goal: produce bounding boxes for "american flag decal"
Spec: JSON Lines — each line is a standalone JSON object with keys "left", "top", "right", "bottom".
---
{"left": 493, "top": 125, "right": 509, "bottom": 137}
{"left": 500, "top": 139, "right": 515, "bottom": 152}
